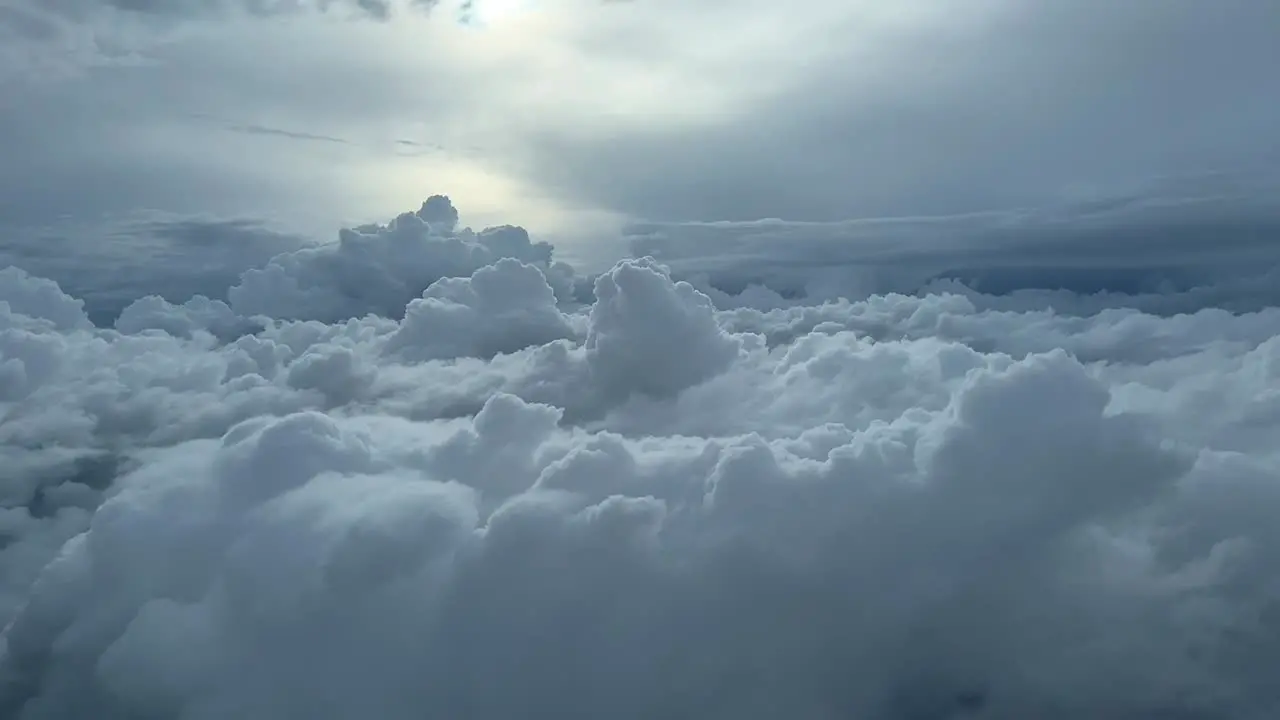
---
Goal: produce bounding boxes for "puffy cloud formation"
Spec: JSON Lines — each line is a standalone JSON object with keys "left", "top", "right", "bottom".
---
{"left": 228, "top": 196, "right": 573, "bottom": 322}
{"left": 585, "top": 257, "right": 742, "bottom": 401}
{"left": 0, "top": 268, "right": 91, "bottom": 332}
{"left": 385, "top": 258, "right": 578, "bottom": 362}
{"left": 4, "top": 196, "right": 1280, "bottom": 718}
{"left": 113, "top": 295, "right": 252, "bottom": 340}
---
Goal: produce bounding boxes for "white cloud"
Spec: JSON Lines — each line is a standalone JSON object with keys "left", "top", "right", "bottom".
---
{"left": 227, "top": 196, "right": 571, "bottom": 322}
{"left": 585, "top": 257, "right": 743, "bottom": 402}
{"left": 3, "top": 196, "right": 1280, "bottom": 717}
{"left": 385, "top": 257, "right": 578, "bottom": 361}
{"left": 114, "top": 295, "right": 251, "bottom": 340}
{"left": 0, "top": 267, "right": 91, "bottom": 331}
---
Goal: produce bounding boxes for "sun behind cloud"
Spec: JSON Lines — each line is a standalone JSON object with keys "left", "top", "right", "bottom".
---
{"left": 464, "top": 0, "right": 534, "bottom": 25}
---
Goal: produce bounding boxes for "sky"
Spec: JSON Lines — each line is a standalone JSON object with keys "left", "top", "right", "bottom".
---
{"left": 3, "top": 0, "right": 1279, "bottom": 314}
{"left": 4, "top": 1, "right": 1280, "bottom": 718}
{"left": 3, "top": 0, "right": 1279, "bottom": 235}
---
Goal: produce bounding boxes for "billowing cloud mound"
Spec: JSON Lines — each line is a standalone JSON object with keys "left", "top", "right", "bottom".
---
{"left": 0, "top": 267, "right": 90, "bottom": 332}
{"left": 4, "top": 195, "right": 1280, "bottom": 718}
{"left": 385, "top": 258, "right": 578, "bottom": 361}
{"left": 228, "top": 196, "right": 571, "bottom": 322}
{"left": 586, "top": 257, "right": 741, "bottom": 401}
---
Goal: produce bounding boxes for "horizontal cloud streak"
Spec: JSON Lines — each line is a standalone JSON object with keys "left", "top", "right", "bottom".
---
{"left": 627, "top": 169, "right": 1280, "bottom": 315}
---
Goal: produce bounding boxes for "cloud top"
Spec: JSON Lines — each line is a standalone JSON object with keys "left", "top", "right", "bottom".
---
{"left": 3, "top": 194, "right": 1280, "bottom": 718}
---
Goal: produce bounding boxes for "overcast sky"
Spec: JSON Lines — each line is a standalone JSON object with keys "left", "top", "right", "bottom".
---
{"left": 1, "top": 0, "right": 1278, "bottom": 246}
{"left": 9, "top": 4, "right": 1280, "bottom": 717}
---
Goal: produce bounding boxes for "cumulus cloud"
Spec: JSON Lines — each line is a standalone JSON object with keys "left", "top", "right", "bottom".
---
{"left": 114, "top": 295, "right": 257, "bottom": 340}
{"left": 385, "top": 258, "right": 578, "bottom": 362}
{"left": 0, "top": 267, "right": 91, "bottom": 332}
{"left": 228, "top": 196, "right": 577, "bottom": 323}
{"left": 4, "top": 196, "right": 1280, "bottom": 718}
{"left": 585, "top": 257, "right": 742, "bottom": 401}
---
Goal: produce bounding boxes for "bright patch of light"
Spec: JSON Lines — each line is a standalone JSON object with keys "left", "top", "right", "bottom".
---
{"left": 470, "top": 0, "right": 532, "bottom": 25}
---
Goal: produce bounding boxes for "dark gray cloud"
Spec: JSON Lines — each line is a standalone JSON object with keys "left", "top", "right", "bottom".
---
{"left": 0, "top": 214, "right": 310, "bottom": 324}
{"left": 510, "top": 0, "right": 1280, "bottom": 222}
{"left": 0, "top": 0, "right": 443, "bottom": 82}
{"left": 230, "top": 123, "right": 349, "bottom": 143}
{"left": 0, "top": 4, "right": 59, "bottom": 38}
{"left": 4, "top": 0, "right": 1277, "bottom": 235}
{"left": 0, "top": 1, "right": 502, "bottom": 231}
{"left": 626, "top": 168, "right": 1280, "bottom": 317}
{"left": 0, "top": 42, "right": 422, "bottom": 243}
{"left": 0, "top": 77, "right": 320, "bottom": 223}
{"left": 14, "top": 0, "right": 440, "bottom": 21}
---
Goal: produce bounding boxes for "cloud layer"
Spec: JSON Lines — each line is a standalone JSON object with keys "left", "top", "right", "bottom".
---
{"left": 627, "top": 169, "right": 1280, "bottom": 317}
{"left": 5, "top": 0, "right": 1277, "bottom": 257}
{"left": 10, "top": 0, "right": 439, "bottom": 21}
{"left": 509, "top": 0, "right": 1280, "bottom": 223}
{"left": 4, "top": 196, "right": 1280, "bottom": 718}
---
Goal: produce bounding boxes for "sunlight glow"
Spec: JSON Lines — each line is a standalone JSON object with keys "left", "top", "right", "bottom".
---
{"left": 470, "top": 0, "right": 533, "bottom": 25}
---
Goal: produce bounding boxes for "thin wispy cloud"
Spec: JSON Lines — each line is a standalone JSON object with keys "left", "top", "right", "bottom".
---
{"left": 223, "top": 122, "right": 351, "bottom": 144}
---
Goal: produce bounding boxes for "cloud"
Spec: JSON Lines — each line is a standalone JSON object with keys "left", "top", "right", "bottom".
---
{"left": 499, "top": 0, "right": 1280, "bottom": 223}
{"left": 3, "top": 195, "right": 1280, "bottom": 717}
{"left": 0, "top": 0, "right": 446, "bottom": 85}
{"left": 6, "top": 11, "right": 1276, "bottom": 717}
{"left": 226, "top": 196, "right": 578, "bottom": 322}
{"left": 385, "top": 258, "right": 579, "bottom": 361}
{"left": 584, "top": 257, "right": 742, "bottom": 401}
{"left": 221, "top": 122, "right": 351, "bottom": 144}
{"left": 626, "top": 168, "right": 1280, "bottom": 315}
{"left": 12, "top": 0, "right": 440, "bottom": 22}
{"left": 4, "top": 0, "right": 1280, "bottom": 259}
{"left": 0, "top": 267, "right": 92, "bottom": 332}
{"left": 0, "top": 214, "right": 311, "bottom": 325}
